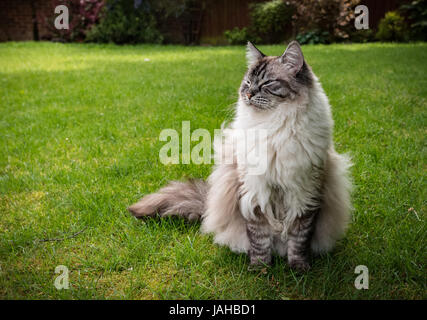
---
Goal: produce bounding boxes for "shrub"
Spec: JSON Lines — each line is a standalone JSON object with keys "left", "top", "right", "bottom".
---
{"left": 348, "top": 29, "right": 375, "bottom": 43}
{"left": 296, "top": 30, "right": 330, "bottom": 44}
{"left": 376, "top": 11, "right": 408, "bottom": 42}
{"left": 86, "top": 0, "right": 163, "bottom": 44}
{"left": 43, "top": 0, "right": 105, "bottom": 42}
{"left": 224, "top": 27, "right": 248, "bottom": 45}
{"left": 400, "top": 0, "right": 427, "bottom": 41}
{"left": 290, "top": 0, "right": 359, "bottom": 43}
{"left": 224, "top": 0, "right": 359, "bottom": 45}
{"left": 151, "top": 0, "right": 207, "bottom": 44}
{"left": 224, "top": 27, "right": 259, "bottom": 45}
{"left": 249, "top": 0, "right": 295, "bottom": 44}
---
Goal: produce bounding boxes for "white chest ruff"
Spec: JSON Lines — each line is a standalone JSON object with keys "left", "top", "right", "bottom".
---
{"left": 231, "top": 96, "right": 332, "bottom": 230}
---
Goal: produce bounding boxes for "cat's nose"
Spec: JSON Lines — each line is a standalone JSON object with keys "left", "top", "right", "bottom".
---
{"left": 246, "top": 92, "right": 252, "bottom": 99}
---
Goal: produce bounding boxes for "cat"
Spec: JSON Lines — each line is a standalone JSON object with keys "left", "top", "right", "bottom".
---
{"left": 128, "top": 41, "right": 352, "bottom": 272}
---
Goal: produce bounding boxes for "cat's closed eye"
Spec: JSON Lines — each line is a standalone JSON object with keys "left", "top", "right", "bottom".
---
{"left": 260, "top": 79, "right": 277, "bottom": 88}
{"left": 262, "top": 82, "right": 287, "bottom": 98}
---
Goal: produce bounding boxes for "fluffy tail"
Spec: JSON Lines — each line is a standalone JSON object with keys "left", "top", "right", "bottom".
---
{"left": 311, "top": 148, "right": 353, "bottom": 254}
{"left": 127, "top": 179, "right": 208, "bottom": 221}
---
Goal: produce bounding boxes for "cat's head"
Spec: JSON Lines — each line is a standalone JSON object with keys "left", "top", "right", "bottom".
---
{"left": 239, "top": 41, "right": 313, "bottom": 110}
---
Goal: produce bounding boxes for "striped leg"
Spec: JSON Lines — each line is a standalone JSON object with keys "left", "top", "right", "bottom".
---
{"left": 246, "top": 217, "right": 272, "bottom": 267}
{"left": 287, "top": 209, "right": 318, "bottom": 272}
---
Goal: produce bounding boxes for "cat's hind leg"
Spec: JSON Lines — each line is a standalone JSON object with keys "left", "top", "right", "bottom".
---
{"left": 287, "top": 209, "right": 318, "bottom": 272}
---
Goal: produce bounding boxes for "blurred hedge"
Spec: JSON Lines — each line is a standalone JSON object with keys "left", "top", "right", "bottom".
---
{"left": 45, "top": 0, "right": 426, "bottom": 44}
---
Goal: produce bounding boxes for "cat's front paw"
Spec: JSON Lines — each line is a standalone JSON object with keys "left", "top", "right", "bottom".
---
{"left": 247, "top": 263, "right": 268, "bottom": 272}
{"left": 288, "top": 258, "right": 311, "bottom": 273}
{"left": 248, "top": 260, "right": 270, "bottom": 272}
{"left": 248, "top": 252, "right": 271, "bottom": 271}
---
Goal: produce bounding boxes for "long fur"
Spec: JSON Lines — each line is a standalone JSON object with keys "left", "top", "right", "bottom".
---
{"left": 128, "top": 179, "right": 208, "bottom": 221}
{"left": 128, "top": 43, "right": 352, "bottom": 260}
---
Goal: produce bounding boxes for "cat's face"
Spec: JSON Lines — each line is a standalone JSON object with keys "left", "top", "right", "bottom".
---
{"left": 239, "top": 41, "right": 313, "bottom": 110}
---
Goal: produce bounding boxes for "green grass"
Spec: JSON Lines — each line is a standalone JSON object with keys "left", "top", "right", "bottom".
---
{"left": 0, "top": 42, "right": 425, "bottom": 299}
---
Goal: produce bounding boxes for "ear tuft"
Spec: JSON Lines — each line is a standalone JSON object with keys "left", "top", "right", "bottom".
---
{"left": 246, "top": 41, "right": 265, "bottom": 66}
{"left": 280, "top": 41, "right": 304, "bottom": 75}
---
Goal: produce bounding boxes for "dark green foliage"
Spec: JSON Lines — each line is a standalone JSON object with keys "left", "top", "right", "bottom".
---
{"left": 224, "top": 27, "right": 259, "bottom": 45}
{"left": 86, "top": 0, "right": 163, "bottom": 44}
{"left": 224, "top": 28, "right": 249, "bottom": 45}
{"left": 348, "top": 29, "right": 376, "bottom": 43}
{"left": 249, "top": 0, "right": 295, "bottom": 44}
{"left": 223, "top": 0, "right": 294, "bottom": 45}
{"left": 400, "top": 0, "right": 427, "bottom": 41}
{"left": 296, "top": 30, "right": 330, "bottom": 45}
{"left": 376, "top": 11, "right": 408, "bottom": 42}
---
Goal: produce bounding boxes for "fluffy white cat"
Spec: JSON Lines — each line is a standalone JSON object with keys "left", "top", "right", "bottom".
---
{"left": 129, "top": 41, "right": 352, "bottom": 272}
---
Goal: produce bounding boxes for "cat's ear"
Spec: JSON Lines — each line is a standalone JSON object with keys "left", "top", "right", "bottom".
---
{"left": 246, "top": 41, "right": 265, "bottom": 66}
{"left": 280, "top": 41, "right": 304, "bottom": 75}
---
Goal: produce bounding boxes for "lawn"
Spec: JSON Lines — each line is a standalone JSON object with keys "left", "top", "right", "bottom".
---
{"left": 0, "top": 42, "right": 425, "bottom": 300}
